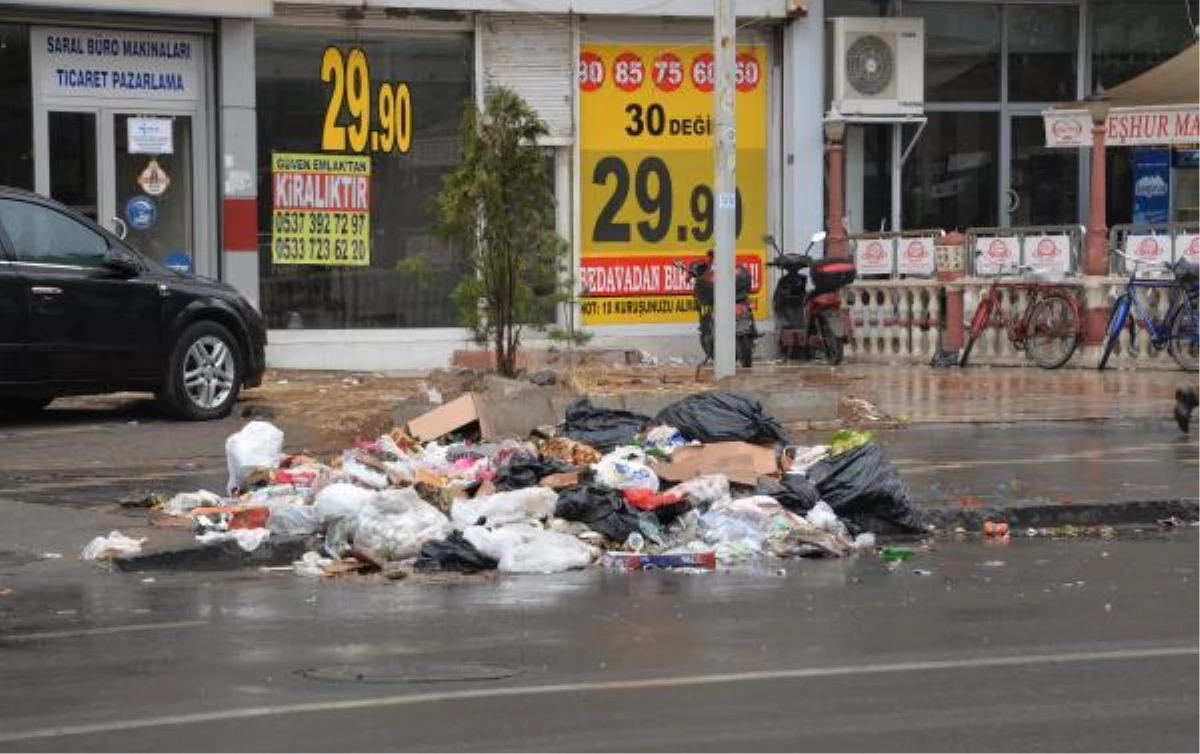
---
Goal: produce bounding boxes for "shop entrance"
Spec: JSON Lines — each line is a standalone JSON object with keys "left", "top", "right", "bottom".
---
{"left": 30, "top": 26, "right": 211, "bottom": 276}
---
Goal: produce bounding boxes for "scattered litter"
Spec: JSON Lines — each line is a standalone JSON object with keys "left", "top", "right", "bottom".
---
{"left": 82, "top": 532, "right": 146, "bottom": 561}
{"left": 41, "top": 552, "right": 63, "bottom": 560}
{"left": 982, "top": 520, "right": 1010, "bottom": 538}
{"left": 880, "top": 547, "right": 916, "bottom": 563}
{"left": 981, "top": 560, "right": 1006, "bottom": 568}
{"left": 78, "top": 392, "right": 933, "bottom": 580}
{"left": 911, "top": 568, "right": 934, "bottom": 576}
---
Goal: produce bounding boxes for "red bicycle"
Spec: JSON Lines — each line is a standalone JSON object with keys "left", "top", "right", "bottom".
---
{"left": 960, "top": 265, "right": 1084, "bottom": 369}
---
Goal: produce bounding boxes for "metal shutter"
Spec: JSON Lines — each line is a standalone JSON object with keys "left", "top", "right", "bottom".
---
{"left": 481, "top": 13, "right": 573, "bottom": 141}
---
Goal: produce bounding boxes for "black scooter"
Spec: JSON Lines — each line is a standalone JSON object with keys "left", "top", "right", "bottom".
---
{"left": 674, "top": 256, "right": 757, "bottom": 372}
{"left": 765, "top": 231, "right": 857, "bottom": 365}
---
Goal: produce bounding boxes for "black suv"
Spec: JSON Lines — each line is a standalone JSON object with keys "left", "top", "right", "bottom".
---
{"left": 0, "top": 187, "right": 266, "bottom": 420}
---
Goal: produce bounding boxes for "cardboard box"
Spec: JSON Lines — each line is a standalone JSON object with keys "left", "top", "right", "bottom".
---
{"left": 407, "top": 394, "right": 493, "bottom": 441}
{"left": 656, "top": 442, "right": 780, "bottom": 486}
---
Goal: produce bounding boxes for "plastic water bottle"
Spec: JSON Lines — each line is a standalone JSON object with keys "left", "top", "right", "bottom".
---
{"left": 625, "top": 532, "right": 645, "bottom": 553}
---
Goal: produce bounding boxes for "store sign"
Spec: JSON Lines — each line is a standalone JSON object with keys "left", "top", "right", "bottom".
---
{"left": 1174, "top": 234, "right": 1200, "bottom": 264}
{"left": 578, "top": 43, "right": 767, "bottom": 325}
{"left": 1122, "top": 234, "right": 1170, "bottom": 273}
{"left": 31, "top": 27, "right": 200, "bottom": 102}
{"left": 974, "top": 236, "right": 1019, "bottom": 276}
{"left": 1022, "top": 235, "right": 1071, "bottom": 277}
{"left": 897, "top": 238, "right": 935, "bottom": 276}
{"left": 1043, "top": 107, "right": 1200, "bottom": 148}
{"left": 128, "top": 117, "right": 174, "bottom": 155}
{"left": 319, "top": 46, "right": 412, "bottom": 156}
{"left": 271, "top": 153, "right": 371, "bottom": 266}
{"left": 855, "top": 238, "right": 894, "bottom": 276}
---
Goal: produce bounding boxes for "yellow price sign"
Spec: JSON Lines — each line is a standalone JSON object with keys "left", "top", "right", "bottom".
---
{"left": 320, "top": 46, "right": 412, "bottom": 155}
{"left": 271, "top": 152, "right": 372, "bottom": 266}
{"left": 579, "top": 43, "right": 768, "bottom": 326}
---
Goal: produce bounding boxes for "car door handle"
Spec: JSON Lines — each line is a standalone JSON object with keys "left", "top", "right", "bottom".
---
{"left": 30, "top": 286, "right": 63, "bottom": 296}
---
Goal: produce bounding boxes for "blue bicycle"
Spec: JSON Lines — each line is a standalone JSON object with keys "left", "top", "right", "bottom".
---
{"left": 1098, "top": 250, "right": 1199, "bottom": 371}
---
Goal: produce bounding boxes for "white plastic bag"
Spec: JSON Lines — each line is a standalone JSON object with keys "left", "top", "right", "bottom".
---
{"left": 665, "top": 474, "right": 731, "bottom": 507}
{"left": 352, "top": 489, "right": 452, "bottom": 561}
{"left": 592, "top": 458, "right": 659, "bottom": 493}
{"left": 267, "top": 502, "right": 321, "bottom": 536}
{"left": 82, "top": 531, "right": 146, "bottom": 561}
{"left": 804, "top": 500, "right": 848, "bottom": 537}
{"left": 162, "top": 489, "right": 224, "bottom": 517}
{"left": 313, "top": 483, "right": 376, "bottom": 525}
{"left": 225, "top": 421, "right": 284, "bottom": 492}
{"left": 463, "top": 524, "right": 595, "bottom": 574}
{"left": 450, "top": 487, "right": 558, "bottom": 529}
{"left": 196, "top": 528, "right": 271, "bottom": 552}
{"left": 293, "top": 551, "right": 333, "bottom": 578}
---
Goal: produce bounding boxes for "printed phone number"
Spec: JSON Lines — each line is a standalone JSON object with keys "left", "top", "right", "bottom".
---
{"left": 273, "top": 235, "right": 369, "bottom": 265}
{"left": 273, "top": 210, "right": 367, "bottom": 236}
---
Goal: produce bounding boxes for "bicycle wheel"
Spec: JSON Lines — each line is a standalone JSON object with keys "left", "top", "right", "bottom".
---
{"left": 1167, "top": 299, "right": 1199, "bottom": 372}
{"left": 1097, "top": 295, "right": 1130, "bottom": 370}
{"left": 959, "top": 296, "right": 994, "bottom": 367}
{"left": 1025, "top": 293, "right": 1080, "bottom": 369}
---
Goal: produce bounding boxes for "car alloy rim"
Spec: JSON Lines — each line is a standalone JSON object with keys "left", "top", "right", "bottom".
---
{"left": 183, "top": 335, "right": 235, "bottom": 410}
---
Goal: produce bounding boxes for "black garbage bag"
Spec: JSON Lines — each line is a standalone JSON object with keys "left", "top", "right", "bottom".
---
{"left": 561, "top": 398, "right": 653, "bottom": 453}
{"left": 413, "top": 531, "right": 498, "bottom": 573}
{"left": 755, "top": 475, "right": 821, "bottom": 514}
{"left": 655, "top": 391, "right": 791, "bottom": 445}
{"left": 554, "top": 484, "right": 642, "bottom": 542}
{"left": 805, "top": 442, "right": 928, "bottom": 534}
{"left": 494, "top": 453, "right": 575, "bottom": 491}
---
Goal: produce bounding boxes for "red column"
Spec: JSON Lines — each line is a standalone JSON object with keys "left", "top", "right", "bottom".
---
{"left": 1084, "top": 121, "right": 1111, "bottom": 345}
{"left": 1085, "top": 122, "right": 1109, "bottom": 277}
{"left": 827, "top": 139, "right": 848, "bottom": 259}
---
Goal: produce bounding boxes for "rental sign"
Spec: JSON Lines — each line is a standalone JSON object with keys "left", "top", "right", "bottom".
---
{"left": 1043, "top": 106, "right": 1200, "bottom": 148}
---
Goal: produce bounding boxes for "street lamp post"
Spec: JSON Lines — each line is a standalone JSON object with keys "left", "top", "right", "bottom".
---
{"left": 1085, "top": 89, "right": 1111, "bottom": 277}
{"left": 824, "top": 114, "right": 848, "bottom": 259}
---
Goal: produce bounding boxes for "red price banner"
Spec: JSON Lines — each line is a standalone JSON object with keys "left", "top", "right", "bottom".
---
{"left": 613, "top": 52, "right": 645, "bottom": 92}
{"left": 578, "top": 50, "right": 605, "bottom": 92}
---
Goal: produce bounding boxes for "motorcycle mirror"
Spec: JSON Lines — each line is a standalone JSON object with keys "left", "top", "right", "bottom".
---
{"left": 809, "top": 231, "right": 828, "bottom": 244}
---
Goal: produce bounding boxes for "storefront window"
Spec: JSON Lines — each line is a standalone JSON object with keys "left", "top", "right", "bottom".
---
{"left": 255, "top": 26, "right": 473, "bottom": 330}
{"left": 904, "top": 2, "right": 1001, "bottom": 102}
{"left": 902, "top": 112, "right": 998, "bottom": 231}
{"left": 1092, "top": 0, "right": 1199, "bottom": 88}
{"left": 859, "top": 124, "right": 893, "bottom": 232}
{"left": 0, "top": 24, "right": 33, "bottom": 190}
{"left": 1007, "top": 4, "right": 1077, "bottom": 102}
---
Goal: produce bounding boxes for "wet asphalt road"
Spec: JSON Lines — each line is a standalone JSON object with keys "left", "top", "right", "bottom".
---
{"left": 0, "top": 536, "right": 1196, "bottom": 752}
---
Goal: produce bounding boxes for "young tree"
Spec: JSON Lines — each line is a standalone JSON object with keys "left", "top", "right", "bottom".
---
{"left": 433, "top": 87, "right": 568, "bottom": 377}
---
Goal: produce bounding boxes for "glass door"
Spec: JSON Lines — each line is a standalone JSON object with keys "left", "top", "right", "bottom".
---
{"left": 47, "top": 110, "right": 99, "bottom": 222}
{"left": 1007, "top": 114, "right": 1078, "bottom": 226}
{"left": 113, "top": 113, "right": 194, "bottom": 271}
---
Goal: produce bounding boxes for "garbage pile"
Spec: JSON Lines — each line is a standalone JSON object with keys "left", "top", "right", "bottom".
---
{"left": 83, "top": 390, "right": 930, "bottom": 577}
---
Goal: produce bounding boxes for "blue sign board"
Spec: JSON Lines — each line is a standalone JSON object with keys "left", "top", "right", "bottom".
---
{"left": 164, "top": 251, "right": 192, "bottom": 274}
{"left": 125, "top": 195, "right": 159, "bottom": 231}
{"left": 1132, "top": 148, "right": 1171, "bottom": 224}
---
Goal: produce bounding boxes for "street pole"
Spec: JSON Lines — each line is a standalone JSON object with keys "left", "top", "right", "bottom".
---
{"left": 712, "top": 0, "right": 737, "bottom": 378}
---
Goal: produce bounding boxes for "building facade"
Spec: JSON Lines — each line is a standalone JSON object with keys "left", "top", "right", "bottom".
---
{"left": 0, "top": 0, "right": 1194, "bottom": 370}
{"left": 831, "top": 0, "right": 1199, "bottom": 237}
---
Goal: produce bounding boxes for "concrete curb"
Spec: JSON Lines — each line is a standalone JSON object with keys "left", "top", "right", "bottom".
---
{"left": 924, "top": 498, "right": 1199, "bottom": 531}
{"left": 113, "top": 535, "right": 312, "bottom": 572}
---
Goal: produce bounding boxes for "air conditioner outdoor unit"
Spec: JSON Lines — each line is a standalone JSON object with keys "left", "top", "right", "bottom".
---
{"left": 827, "top": 17, "right": 925, "bottom": 117}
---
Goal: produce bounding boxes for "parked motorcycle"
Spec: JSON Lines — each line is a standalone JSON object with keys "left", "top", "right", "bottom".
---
{"left": 765, "top": 231, "right": 857, "bottom": 365}
{"left": 674, "top": 252, "right": 757, "bottom": 370}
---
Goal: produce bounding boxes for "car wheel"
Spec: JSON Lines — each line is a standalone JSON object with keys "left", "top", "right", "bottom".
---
{"left": 1, "top": 397, "right": 54, "bottom": 415}
{"left": 160, "top": 321, "right": 243, "bottom": 421}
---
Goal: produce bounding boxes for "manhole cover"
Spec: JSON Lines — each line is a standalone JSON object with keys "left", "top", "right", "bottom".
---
{"left": 299, "top": 662, "right": 520, "bottom": 685}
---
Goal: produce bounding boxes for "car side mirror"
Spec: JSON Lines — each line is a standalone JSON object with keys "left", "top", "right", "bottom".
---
{"left": 104, "top": 249, "right": 141, "bottom": 277}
